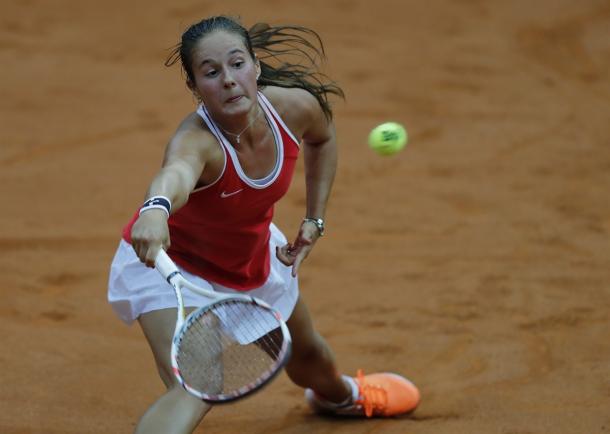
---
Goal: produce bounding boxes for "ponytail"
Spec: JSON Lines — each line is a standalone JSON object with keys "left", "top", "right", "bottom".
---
{"left": 248, "top": 22, "right": 344, "bottom": 120}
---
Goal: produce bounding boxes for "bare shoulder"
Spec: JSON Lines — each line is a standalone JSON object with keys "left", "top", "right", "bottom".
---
{"left": 262, "top": 86, "right": 319, "bottom": 113}
{"left": 172, "top": 112, "right": 213, "bottom": 146}
{"left": 166, "top": 111, "right": 220, "bottom": 160}
{"left": 261, "top": 86, "right": 322, "bottom": 138}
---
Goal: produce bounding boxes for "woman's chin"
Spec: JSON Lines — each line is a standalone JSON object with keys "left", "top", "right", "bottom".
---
{"left": 223, "top": 99, "right": 255, "bottom": 116}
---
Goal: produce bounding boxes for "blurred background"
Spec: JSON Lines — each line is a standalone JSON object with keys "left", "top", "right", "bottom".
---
{"left": 1, "top": 1, "right": 609, "bottom": 433}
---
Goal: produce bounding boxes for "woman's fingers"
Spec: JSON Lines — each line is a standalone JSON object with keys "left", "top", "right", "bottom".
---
{"left": 131, "top": 212, "right": 171, "bottom": 267}
{"left": 276, "top": 244, "right": 296, "bottom": 266}
{"left": 144, "top": 245, "right": 161, "bottom": 268}
{"left": 276, "top": 224, "right": 320, "bottom": 276}
{"left": 290, "top": 244, "right": 312, "bottom": 277}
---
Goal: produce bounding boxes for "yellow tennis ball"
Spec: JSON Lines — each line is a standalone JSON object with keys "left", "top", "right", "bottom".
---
{"left": 368, "top": 122, "right": 408, "bottom": 156}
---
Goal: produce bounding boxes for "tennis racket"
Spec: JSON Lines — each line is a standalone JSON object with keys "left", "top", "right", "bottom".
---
{"left": 155, "top": 249, "right": 292, "bottom": 403}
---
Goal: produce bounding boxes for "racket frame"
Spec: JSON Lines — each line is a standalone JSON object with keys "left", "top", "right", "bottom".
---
{"left": 155, "top": 249, "right": 292, "bottom": 403}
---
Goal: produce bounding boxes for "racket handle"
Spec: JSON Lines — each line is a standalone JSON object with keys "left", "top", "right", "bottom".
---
{"left": 155, "top": 249, "right": 180, "bottom": 282}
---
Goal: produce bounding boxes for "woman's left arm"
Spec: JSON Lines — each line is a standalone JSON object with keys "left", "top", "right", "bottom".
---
{"left": 303, "top": 115, "right": 337, "bottom": 224}
{"left": 276, "top": 91, "right": 338, "bottom": 276}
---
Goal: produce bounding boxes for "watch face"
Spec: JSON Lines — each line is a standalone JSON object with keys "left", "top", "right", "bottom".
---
{"left": 314, "top": 219, "right": 324, "bottom": 235}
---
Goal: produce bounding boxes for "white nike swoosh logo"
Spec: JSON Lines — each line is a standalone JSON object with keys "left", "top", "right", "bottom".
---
{"left": 220, "top": 189, "right": 244, "bottom": 198}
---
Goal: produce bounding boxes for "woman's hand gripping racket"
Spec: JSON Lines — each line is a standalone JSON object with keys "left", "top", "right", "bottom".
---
{"left": 155, "top": 249, "right": 292, "bottom": 403}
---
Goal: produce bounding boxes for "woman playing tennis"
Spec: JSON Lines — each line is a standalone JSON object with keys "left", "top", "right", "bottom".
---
{"left": 108, "top": 16, "right": 420, "bottom": 433}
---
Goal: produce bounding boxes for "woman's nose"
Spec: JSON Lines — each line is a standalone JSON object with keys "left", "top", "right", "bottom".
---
{"left": 223, "top": 71, "right": 236, "bottom": 87}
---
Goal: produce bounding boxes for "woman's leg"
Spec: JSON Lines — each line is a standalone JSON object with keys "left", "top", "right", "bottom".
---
{"left": 284, "top": 297, "right": 352, "bottom": 403}
{"left": 135, "top": 308, "right": 212, "bottom": 434}
{"left": 285, "top": 298, "right": 421, "bottom": 418}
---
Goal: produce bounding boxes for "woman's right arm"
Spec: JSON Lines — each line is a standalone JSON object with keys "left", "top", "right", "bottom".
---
{"left": 131, "top": 115, "right": 210, "bottom": 267}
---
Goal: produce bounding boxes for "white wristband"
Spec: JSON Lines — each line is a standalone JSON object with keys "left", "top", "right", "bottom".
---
{"left": 139, "top": 196, "right": 172, "bottom": 218}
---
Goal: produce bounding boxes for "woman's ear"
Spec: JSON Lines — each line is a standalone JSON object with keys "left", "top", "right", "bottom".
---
{"left": 255, "top": 58, "right": 261, "bottom": 80}
{"left": 187, "top": 80, "right": 203, "bottom": 103}
{"left": 187, "top": 79, "right": 197, "bottom": 92}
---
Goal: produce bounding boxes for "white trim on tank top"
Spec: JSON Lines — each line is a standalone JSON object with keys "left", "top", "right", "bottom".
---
{"left": 257, "top": 92, "right": 300, "bottom": 147}
{"left": 191, "top": 105, "right": 227, "bottom": 192}
{"left": 195, "top": 92, "right": 284, "bottom": 190}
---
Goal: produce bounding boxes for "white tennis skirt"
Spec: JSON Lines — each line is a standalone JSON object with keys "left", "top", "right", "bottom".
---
{"left": 108, "top": 223, "right": 299, "bottom": 325}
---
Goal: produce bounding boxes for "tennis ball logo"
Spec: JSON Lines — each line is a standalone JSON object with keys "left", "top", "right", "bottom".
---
{"left": 368, "top": 122, "right": 408, "bottom": 156}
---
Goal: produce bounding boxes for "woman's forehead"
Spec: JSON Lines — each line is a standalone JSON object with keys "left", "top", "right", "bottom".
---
{"left": 192, "top": 30, "right": 248, "bottom": 59}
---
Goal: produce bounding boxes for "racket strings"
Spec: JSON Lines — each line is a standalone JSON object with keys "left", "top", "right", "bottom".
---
{"left": 179, "top": 314, "right": 224, "bottom": 393}
{"left": 175, "top": 300, "right": 287, "bottom": 398}
{"left": 217, "top": 302, "right": 282, "bottom": 390}
{"left": 219, "top": 302, "right": 284, "bottom": 389}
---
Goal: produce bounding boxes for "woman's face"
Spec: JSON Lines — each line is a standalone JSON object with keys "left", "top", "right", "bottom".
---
{"left": 189, "top": 30, "right": 260, "bottom": 119}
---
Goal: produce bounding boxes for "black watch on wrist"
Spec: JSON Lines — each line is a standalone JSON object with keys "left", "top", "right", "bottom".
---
{"left": 303, "top": 217, "right": 325, "bottom": 237}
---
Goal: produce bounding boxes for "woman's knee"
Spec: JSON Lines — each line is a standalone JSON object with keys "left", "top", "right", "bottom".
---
{"left": 286, "top": 298, "right": 335, "bottom": 369}
{"left": 134, "top": 385, "right": 212, "bottom": 434}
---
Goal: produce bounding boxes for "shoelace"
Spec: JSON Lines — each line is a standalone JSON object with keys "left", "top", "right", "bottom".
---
{"left": 354, "top": 369, "right": 388, "bottom": 417}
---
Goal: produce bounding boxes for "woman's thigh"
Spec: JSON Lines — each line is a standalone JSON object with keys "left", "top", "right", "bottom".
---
{"left": 138, "top": 307, "right": 195, "bottom": 387}
{"left": 286, "top": 297, "right": 324, "bottom": 358}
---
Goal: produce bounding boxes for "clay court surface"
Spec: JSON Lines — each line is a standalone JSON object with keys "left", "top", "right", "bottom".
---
{"left": 2, "top": 0, "right": 609, "bottom": 432}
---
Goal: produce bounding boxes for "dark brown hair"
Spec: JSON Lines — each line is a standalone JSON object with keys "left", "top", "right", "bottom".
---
{"left": 165, "top": 16, "right": 344, "bottom": 120}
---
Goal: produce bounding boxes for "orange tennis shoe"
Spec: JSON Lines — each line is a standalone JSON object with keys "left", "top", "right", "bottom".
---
{"left": 305, "top": 369, "right": 420, "bottom": 418}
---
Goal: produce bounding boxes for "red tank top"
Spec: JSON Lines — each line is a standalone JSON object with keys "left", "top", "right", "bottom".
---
{"left": 122, "top": 92, "right": 300, "bottom": 290}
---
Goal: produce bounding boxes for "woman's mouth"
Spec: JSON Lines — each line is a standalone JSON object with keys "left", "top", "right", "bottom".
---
{"left": 226, "top": 95, "right": 243, "bottom": 103}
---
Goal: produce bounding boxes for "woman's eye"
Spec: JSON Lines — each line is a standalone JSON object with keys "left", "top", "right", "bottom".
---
{"left": 205, "top": 70, "right": 218, "bottom": 77}
{"left": 234, "top": 61, "right": 244, "bottom": 68}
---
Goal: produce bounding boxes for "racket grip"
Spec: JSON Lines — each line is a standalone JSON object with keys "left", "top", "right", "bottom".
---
{"left": 155, "top": 249, "right": 180, "bottom": 282}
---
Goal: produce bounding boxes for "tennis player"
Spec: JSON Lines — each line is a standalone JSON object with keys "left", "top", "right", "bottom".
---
{"left": 108, "top": 16, "right": 420, "bottom": 433}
